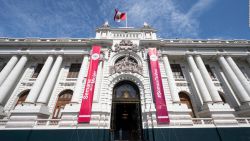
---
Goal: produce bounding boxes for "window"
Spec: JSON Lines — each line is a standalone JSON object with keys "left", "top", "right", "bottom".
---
{"left": 170, "top": 64, "right": 184, "bottom": 79}
{"left": 15, "top": 90, "right": 30, "bottom": 106}
{"left": 239, "top": 67, "right": 249, "bottom": 80}
{"left": 67, "top": 63, "right": 81, "bottom": 78}
{"left": 218, "top": 91, "right": 226, "bottom": 103}
{"left": 52, "top": 90, "right": 73, "bottom": 119}
{"left": 205, "top": 65, "right": 216, "bottom": 79}
{"left": 0, "top": 63, "right": 6, "bottom": 72}
{"left": 32, "top": 64, "right": 44, "bottom": 78}
{"left": 179, "top": 92, "right": 196, "bottom": 118}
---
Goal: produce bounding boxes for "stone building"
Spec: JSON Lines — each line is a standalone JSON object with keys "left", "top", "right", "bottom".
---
{"left": 0, "top": 22, "right": 249, "bottom": 141}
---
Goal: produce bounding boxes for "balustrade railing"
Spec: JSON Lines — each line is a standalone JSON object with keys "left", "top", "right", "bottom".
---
{"left": 0, "top": 117, "right": 249, "bottom": 128}
{"left": 191, "top": 118, "right": 214, "bottom": 125}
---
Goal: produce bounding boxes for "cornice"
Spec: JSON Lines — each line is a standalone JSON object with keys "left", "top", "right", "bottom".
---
{"left": 0, "top": 38, "right": 113, "bottom": 48}
{"left": 140, "top": 39, "right": 250, "bottom": 48}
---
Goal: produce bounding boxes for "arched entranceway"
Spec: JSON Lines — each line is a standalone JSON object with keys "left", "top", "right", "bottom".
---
{"left": 52, "top": 89, "right": 73, "bottom": 119}
{"left": 179, "top": 92, "right": 196, "bottom": 118}
{"left": 111, "top": 80, "right": 143, "bottom": 141}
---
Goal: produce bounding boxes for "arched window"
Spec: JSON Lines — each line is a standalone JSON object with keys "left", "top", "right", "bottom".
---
{"left": 179, "top": 92, "right": 196, "bottom": 118}
{"left": 52, "top": 90, "right": 73, "bottom": 119}
{"left": 218, "top": 91, "right": 226, "bottom": 103}
{"left": 15, "top": 89, "right": 30, "bottom": 106}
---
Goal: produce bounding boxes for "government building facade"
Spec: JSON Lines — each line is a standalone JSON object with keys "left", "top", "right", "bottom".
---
{"left": 0, "top": 23, "right": 250, "bottom": 141}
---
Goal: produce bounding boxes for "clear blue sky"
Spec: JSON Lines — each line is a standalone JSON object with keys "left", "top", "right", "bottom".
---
{"left": 0, "top": 0, "right": 249, "bottom": 39}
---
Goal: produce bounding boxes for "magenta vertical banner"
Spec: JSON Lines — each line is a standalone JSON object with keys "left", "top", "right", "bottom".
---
{"left": 148, "top": 48, "right": 170, "bottom": 124}
{"left": 78, "top": 45, "right": 101, "bottom": 123}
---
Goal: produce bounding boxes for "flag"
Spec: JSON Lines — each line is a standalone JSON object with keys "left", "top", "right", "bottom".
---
{"left": 114, "top": 9, "right": 126, "bottom": 22}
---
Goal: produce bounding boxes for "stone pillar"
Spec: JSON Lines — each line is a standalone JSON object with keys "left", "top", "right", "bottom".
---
{"left": 0, "top": 55, "right": 28, "bottom": 105}
{"left": 93, "top": 60, "right": 103, "bottom": 102}
{"left": 194, "top": 55, "right": 222, "bottom": 102}
{"left": 0, "top": 56, "right": 19, "bottom": 86}
{"left": 36, "top": 55, "right": 63, "bottom": 104}
{"left": 226, "top": 56, "right": 250, "bottom": 95}
{"left": 25, "top": 55, "right": 54, "bottom": 103}
{"left": 217, "top": 56, "right": 250, "bottom": 103}
{"left": 162, "top": 55, "right": 180, "bottom": 103}
{"left": 71, "top": 55, "right": 89, "bottom": 103}
{"left": 187, "top": 55, "right": 212, "bottom": 103}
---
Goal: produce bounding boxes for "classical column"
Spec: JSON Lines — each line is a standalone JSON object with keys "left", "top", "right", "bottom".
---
{"left": 0, "top": 56, "right": 19, "bottom": 86}
{"left": 36, "top": 55, "right": 63, "bottom": 104}
{"left": 187, "top": 55, "right": 212, "bottom": 103}
{"left": 25, "top": 55, "right": 54, "bottom": 103}
{"left": 217, "top": 56, "right": 250, "bottom": 103}
{"left": 93, "top": 60, "right": 103, "bottom": 102}
{"left": 162, "top": 55, "right": 180, "bottom": 103}
{"left": 0, "top": 55, "right": 28, "bottom": 105}
{"left": 226, "top": 56, "right": 250, "bottom": 95}
{"left": 71, "top": 55, "right": 89, "bottom": 103}
{"left": 194, "top": 55, "right": 222, "bottom": 102}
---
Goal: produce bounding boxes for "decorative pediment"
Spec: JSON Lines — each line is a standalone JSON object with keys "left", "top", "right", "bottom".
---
{"left": 110, "top": 55, "right": 143, "bottom": 75}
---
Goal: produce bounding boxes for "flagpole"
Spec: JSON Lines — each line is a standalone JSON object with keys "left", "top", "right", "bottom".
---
{"left": 126, "top": 14, "right": 128, "bottom": 28}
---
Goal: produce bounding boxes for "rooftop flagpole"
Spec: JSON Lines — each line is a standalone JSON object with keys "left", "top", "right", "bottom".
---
{"left": 126, "top": 13, "right": 128, "bottom": 28}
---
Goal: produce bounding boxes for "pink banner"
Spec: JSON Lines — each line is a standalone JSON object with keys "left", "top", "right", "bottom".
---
{"left": 148, "top": 48, "right": 170, "bottom": 124}
{"left": 78, "top": 45, "right": 101, "bottom": 123}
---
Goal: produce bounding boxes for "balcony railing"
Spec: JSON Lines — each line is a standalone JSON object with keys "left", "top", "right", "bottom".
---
{"left": 191, "top": 118, "right": 214, "bottom": 125}
{"left": 34, "top": 119, "right": 61, "bottom": 126}
{"left": 0, "top": 118, "right": 249, "bottom": 128}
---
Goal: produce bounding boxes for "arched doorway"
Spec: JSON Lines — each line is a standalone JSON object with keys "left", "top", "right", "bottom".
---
{"left": 111, "top": 80, "right": 142, "bottom": 141}
{"left": 179, "top": 92, "right": 196, "bottom": 118}
{"left": 52, "top": 90, "right": 73, "bottom": 119}
{"left": 15, "top": 89, "right": 30, "bottom": 106}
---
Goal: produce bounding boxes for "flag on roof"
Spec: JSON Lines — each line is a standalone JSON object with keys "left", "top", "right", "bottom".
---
{"left": 114, "top": 9, "right": 126, "bottom": 22}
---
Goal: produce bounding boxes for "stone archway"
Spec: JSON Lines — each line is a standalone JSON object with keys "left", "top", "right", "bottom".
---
{"left": 179, "top": 91, "right": 196, "bottom": 118}
{"left": 111, "top": 80, "right": 143, "bottom": 141}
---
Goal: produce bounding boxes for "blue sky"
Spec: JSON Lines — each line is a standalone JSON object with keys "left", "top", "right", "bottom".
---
{"left": 0, "top": 0, "right": 249, "bottom": 39}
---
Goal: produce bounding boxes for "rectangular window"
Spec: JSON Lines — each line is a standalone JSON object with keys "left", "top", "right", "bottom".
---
{"left": 170, "top": 64, "right": 184, "bottom": 79}
{"left": 240, "top": 67, "right": 249, "bottom": 80}
{"left": 31, "top": 64, "right": 43, "bottom": 78}
{"left": 67, "top": 63, "right": 81, "bottom": 78}
{"left": 0, "top": 63, "right": 6, "bottom": 72}
{"left": 205, "top": 65, "right": 216, "bottom": 79}
{"left": 32, "top": 64, "right": 44, "bottom": 78}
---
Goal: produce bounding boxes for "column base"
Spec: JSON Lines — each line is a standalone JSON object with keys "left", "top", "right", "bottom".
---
{"left": 167, "top": 103, "right": 193, "bottom": 126}
{"left": 0, "top": 106, "right": 5, "bottom": 118}
{"left": 5, "top": 103, "right": 50, "bottom": 128}
{"left": 199, "top": 103, "right": 237, "bottom": 126}
{"left": 59, "top": 103, "right": 80, "bottom": 127}
{"left": 60, "top": 103, "right": 109, "bottom": 128}
{"left": 236, "top": 102, "right": 250, "bottom": 116}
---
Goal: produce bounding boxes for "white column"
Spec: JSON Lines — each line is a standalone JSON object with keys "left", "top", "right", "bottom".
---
{"left": 0, "top": 56, "right": 19, "bottom": 86}
{"left": 226, "top": 56, "right": 250, "bottom": 95}
{"left": 187, "top": 55, "right": 212, "bottom": 103}
{"left": 71, "top": 55, "right": 89, "bottom": 103}
{"left": 194, "top": 55, "right": 222, "bottom": 102}
{"left": 0, "top": 55, "right": 28, "bottom": 105}
{"left": 217, "top": 56, "right": 250, "bottom": 103}
{"left": 162, "top": 55, "right": 180, "bottom": 103}
{"left": 36, "top": 55, "right": 63, "bottom": 104}
{"left": 25, "top": 56, "right": 54, "bottom": 103}
{"left": 93, "top": 60, "right": 103, "bottom": 102}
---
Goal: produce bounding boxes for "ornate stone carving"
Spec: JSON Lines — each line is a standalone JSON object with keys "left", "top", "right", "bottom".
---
{"left": 114, "top": 40, "right": 140, "bottom": 52}
{"left": 110, "top": 54, "right": 143, "bottom": 75}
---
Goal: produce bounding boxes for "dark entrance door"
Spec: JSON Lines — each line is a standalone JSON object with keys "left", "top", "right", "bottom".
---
{"left": 111, "top": 81, "right": 143, "bottom": 141}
